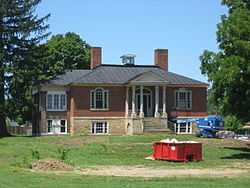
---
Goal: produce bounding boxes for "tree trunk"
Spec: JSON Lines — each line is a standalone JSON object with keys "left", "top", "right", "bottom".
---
{"left": 0, "top": 114, "right": 9, "bottom": 137}
{"left": 0, "top": 14, "right": 9, "bottom": 137}
{"left": 0, "top": 71, "right": 9, "bottom": 137}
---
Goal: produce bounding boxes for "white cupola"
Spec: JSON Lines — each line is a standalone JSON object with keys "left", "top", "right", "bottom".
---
{"left": 120, "top": 54, "right": 136, "bottom": 65}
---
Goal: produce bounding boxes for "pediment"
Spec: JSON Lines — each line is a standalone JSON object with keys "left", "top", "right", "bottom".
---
{"left": 129, "top": 71, "right": 168, "bottom": 84}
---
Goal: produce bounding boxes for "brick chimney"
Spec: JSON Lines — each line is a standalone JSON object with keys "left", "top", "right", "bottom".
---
{"left": 90, "top": 47, "right": 102, "bottom": 69}
{"left": 154, "top": 49, "right": 168, "bottom": 71}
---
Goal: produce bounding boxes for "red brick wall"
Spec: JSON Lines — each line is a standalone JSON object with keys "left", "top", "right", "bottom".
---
{"left": 166, "top": 87, "right": 207, "bottom": 117}
{"left": 69, "top": 85, "right": 206, "bottom": 118}
{"left": 71, "top": 86, "right": 126, "bottom": 117}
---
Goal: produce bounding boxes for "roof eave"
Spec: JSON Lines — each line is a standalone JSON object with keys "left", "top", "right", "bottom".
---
{"left": 167, "top": 83, "right": 209, "bottom": 88}
{"left": 69, "top": 82, "right": 125, "bottom": 86}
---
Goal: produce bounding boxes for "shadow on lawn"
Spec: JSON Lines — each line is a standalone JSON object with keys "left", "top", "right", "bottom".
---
{"left": 0, "top": 134, "right": 35, "bottom": 139}
{"left": 221, "top": 147, "right": 250, "bottom": 160}
{"left": 0, "top": 133, "right": 11, "bottom": 139}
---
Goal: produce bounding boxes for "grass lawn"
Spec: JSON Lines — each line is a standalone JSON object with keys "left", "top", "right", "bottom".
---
{"left": 0, "top": 134, "right": 250, "bottom": 187}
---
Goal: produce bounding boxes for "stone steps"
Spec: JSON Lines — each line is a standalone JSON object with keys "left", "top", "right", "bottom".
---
{"left": 144, "top": 128, "right": 170, "bottom": 132}
{"left": 143, "top": 118, "right": 171, "bottom": 133}
{"left": 144, "top": 124, "right": 167, "bottom": 129}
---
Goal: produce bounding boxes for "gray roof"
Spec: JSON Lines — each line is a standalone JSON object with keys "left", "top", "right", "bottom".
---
{"left": 48, "top": 64, "right": 207, "bottom": 86}
{"left": 48, "top": 70, "right": 91, "bottom": 85}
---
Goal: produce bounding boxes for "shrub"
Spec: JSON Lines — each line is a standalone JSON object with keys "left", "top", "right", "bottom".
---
{"left": 224, "top": 115, "right": 242, "bottom": 132}
{"left": 57, "top": 148, "right": 70, "bottom": 161}
{"left": 31, "top": 149, "right": 40, "bottom": 160}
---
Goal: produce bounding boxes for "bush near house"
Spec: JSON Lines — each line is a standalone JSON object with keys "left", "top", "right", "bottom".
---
{"left": 224, "top": 115, "right": 243, "bottom": 132}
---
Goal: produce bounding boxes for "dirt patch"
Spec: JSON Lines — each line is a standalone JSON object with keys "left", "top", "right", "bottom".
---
{"left": 197, "top": 138, "right": 249, "bottom": 147}
{"left": 79, "top": 165, "right": 248, "bottom": 178}
{"left": 228, "top": 162, "right": 250, "bottom": 169}
{"left": 31, "top": 163, "right": 249, "bottom": 177}
{"left": 32, "top": 159, "right": 74, "bottom": 171}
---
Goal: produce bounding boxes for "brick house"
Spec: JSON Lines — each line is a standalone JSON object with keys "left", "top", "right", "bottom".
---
{"left": 32, "top": 47, "right": 208, "bottom": 136}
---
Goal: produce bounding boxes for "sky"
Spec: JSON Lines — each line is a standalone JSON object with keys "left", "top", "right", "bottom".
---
{"left": 37, "top": 0, "right": 227, "bottom": 82}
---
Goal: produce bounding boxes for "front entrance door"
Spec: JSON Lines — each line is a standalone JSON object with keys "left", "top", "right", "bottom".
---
{"left": 136, "top": 93, "right": 152, "bottom": 117}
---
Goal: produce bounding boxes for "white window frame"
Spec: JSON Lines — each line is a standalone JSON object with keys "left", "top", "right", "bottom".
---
{"left": 91, "top": 121, "right": 109, "bottom": 135}
{"left": 47, "top": 119, "right": 68, "bottom": 135}
{"left": 175, "top": 89, "right": 192, "bottom": 110}
{"left": 90, "top": 88, "right": 109, "bottom": 110}
{"left": 46, "top": 91, "right": 67, "bottom": 111}
{"left": 175, "top": 121, "right": 193, "bottom": 134}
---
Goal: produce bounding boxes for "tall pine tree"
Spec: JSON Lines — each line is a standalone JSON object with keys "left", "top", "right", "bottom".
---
{"left": 0, "top": 0, "right": 50, "bottom": 136}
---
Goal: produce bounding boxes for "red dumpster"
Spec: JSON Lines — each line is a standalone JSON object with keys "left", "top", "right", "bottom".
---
{"left": 152, "top": 141, "right": 202, "bottom": 162}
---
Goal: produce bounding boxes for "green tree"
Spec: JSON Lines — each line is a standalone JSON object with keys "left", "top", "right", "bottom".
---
{"left": 0, "top": 0, "right": 50, "bottom": 136}
{"left": 207, "top": 88, "right": 219, "bottom": 115}
{"left": 200, "top": 0, "right": 250, "bottom": 125}
{"left": 45, "top": 32, "right": 90, "bottom": 74}
{"left": 16, "top": 33, "right": 90, "bottom": 125}
{"left": 224, "top": 115, "right": 242, "bottom": 131}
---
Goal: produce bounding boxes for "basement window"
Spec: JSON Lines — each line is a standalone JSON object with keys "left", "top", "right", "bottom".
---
{"left": 60, "top": 120, "right": 66, "bottom": 133}
{"left": 91, "top": 122, "right": 108, "bottom": 134}
{"left": 175, "top": 120, "right": 192, "bottom": 134}
{"left": 47, "top": 119, "right": 67, "bottom": 134}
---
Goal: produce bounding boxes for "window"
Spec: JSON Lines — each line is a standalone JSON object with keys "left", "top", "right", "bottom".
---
{"left": 60, "top": 120, "right": 66, "bottom": 133}
{"left": 96, "top": 89, "right": 103, "bottom": 108}
{"left": 60, "top": 94, "right": 66, "bottom": 110}
{"left": 175, "top": 89, "right": 192, "bottom": 110}
{"left": 47, "top": 119, "right": 67, "bottom": 134}
{"left": 47, "top": 120, "right": 52, "bottom": 133}
{"left": 90, "top": 88, "right": 109, "bottom": 110}
{"left": 47, "top": 95, "right": 53, "bottom": 109}
{"left": 54, "top": 94, "right": 59, "bottom": 109}
{"left": 47, "top": 92, "right": 67, "bottom": 111}
{"left": 175, "top": 121, "right": 192, "bottom": 134}
{"left": 91, "top": 122, "right": 108, "bottom": 134}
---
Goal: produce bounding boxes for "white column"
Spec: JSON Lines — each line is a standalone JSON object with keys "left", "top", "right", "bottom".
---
{"left": 125, "top": 86, "right": 129, "bottom": 117}
{"left": 139, "top": 85, "right": 144, "bottom": 118}
{"left": 154, "top": 86, "right": 160, "bottom": 118}
{"left": 131, "top": 85, "right": 136, "bottom": 118}
{"left": 162, "top": 86, "right": 167, "bottom": 118}
{"left": 190, "top": 122, "right": 193, "bottom": 134}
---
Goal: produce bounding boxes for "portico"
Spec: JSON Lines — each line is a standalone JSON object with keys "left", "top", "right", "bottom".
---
{"left": 124, "top": 70, "right": 169, "bottom": 119}
{"left": 125, "top": 85, "right": 168, "bottom": 118}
